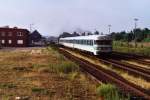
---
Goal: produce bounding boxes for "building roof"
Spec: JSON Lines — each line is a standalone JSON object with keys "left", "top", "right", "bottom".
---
{"left": 0, "top": 27, "right": 29, "bottom": 32}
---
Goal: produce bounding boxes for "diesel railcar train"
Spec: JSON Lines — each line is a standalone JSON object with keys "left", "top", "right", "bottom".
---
{"left": 59, "top": 35, "right": 112, "bottom": 55}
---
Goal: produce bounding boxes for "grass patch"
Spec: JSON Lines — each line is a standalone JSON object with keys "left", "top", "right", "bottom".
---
{"left": 13, "top": 66, "right": 31, "bottom": 72}
{"left": 113, "top": 41, "right": 150, "bottom": 56}
{"left": 1, "top": 95, "right": 10, "bottom": 100}
{"left": 0, "top": 83, "right": 17, "bottom": 89}
{"left": 68, "top": 72, "right": 80, "bottom": 81}
{"left": 49, "top": 61, "right": 79, "bottom": 74}
{"left": 32, "top": 87, "right": 49, "bottom": 95}
{"left": 96, "top": 84, "right": 129, "bottom": 100}
{"left": 0, "top": 47, "right": 97, "bottom": 99}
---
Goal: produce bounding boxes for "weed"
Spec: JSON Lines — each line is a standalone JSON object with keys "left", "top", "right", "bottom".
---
{"left": 13, "top": 66, "right": 30, "bottom": 72}
{"left": 32, "top": 87, "right": 49, "bottom": 95}
{"left": 68, "top": 72, "right": 79, "bottom": 80}
{"left": 113, "top": 41, "right": 150, "bottom": 56}
{"left": 0, "top": 83, "right": 17, "bottom": 89}
{"left": 2, "top": 95, "right": 9, "bottom": 100}
{"left": 96, "top": 84, "right": 129, "bottom": 100}
{"left": 49, "top": 61, "right": 79, "bottom": 74}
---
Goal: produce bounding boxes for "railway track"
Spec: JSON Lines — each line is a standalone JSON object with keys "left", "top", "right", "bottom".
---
{"left": 112, "top": 52, "right": 150, "bottom": 66}
{"left": 99, "top": 57, "right": 150, "bottom": 81}
{"left": 59, "top": 48, "right": 150, "bottom": 100}
{"left": 113, "top": 51, "right": 150, "bottom": 60}
{"left": 69, "top": 48, "right": 150, "bottom": 81}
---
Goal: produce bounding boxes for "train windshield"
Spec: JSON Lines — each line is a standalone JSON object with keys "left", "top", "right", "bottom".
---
{"left": 94, "top": 40, "right": 112, "bottom": 45}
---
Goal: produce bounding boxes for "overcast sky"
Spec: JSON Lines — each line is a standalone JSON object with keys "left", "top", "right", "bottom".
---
{"left": 0, "top": 0, "right": 149, "bottom": 36}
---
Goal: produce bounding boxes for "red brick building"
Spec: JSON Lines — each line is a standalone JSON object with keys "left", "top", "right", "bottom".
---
{"left": 0, "top": 27, "right": 29, "bottom": 47}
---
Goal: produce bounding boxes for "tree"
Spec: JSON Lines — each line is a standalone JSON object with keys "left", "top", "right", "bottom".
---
{"left": 72, "top": 32, "right": 80, "bottom": 37}
{"left": 59, "top": 32, "right": 72, "bottom": 38}
{"left": 94, "top": 31, "right": 99, "bottom": 35}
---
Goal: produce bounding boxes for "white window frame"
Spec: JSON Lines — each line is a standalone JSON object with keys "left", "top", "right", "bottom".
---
{"left": 1, "top": 40, "right": 5, "bottom": 44}
{"left": 17, "top": 40, "right": 23, "bottom": 44}
{"left": 17, "top": 32, "right": 23, "bottom": 36}
{"left": 8, "top": 40, "right": 12, "bottom": 44}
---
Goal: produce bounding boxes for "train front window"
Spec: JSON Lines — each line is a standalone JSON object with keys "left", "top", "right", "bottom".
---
{"left": 94, "top": 40, "right": 112, "bottom": 45}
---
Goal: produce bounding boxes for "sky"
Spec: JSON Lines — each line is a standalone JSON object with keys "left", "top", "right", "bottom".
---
{"left": 0, "top": 0, "right": 150, "bottom": 36}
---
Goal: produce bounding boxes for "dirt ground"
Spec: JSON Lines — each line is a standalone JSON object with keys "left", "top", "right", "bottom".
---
{"left": 0, "top": 47, "right": 98, "bottom": 100}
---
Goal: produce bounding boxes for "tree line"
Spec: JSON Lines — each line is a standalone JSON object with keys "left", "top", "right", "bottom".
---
{"left": 59, "top": 31, "right": 101, "bottom": 38}
{"left": 59, "top": 28, "right": 150, "bottom": 42}
{"left": 111, "top": 28, "right": 150, "bottom": 42}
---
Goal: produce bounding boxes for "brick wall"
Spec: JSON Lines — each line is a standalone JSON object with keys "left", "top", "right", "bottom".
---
{"left": 0, "top": 28, "right": 29, "bottom": 47}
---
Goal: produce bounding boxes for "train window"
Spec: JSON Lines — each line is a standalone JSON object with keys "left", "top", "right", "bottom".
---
{"left": 86, "top": 40, "right": 88, "bottom": 45}
{"left": 90, "top": 40, "right": 93, "bottom": 45}
{"left": 87, "top": 40, "right": 89, "bottom": 45}
{"left": 81, "top": 40, "right": 84, "bottom": 44}
{"left": 79, "top": 40, "right": 81, "bottom": 44}
{"left": 87, "top": 40, "right": 88, "bottom": 45}
{"left": 89, "top": 40, "right": 91, "bottom": 45}
{"left": 84, "top": 40, "right": 87, "bottom": 45}
{"left": 83, "top": 40, "right": 85, "bottom": 44}
{"left": 87, "top": 40, "right": 90, "bottom": 45}
{"left": 91, "top": 40, "right": 93, "bottom": 45}
{"left": 85, "top": 40, "right": 87, "bottom": 45}
{"left": 94, "top": 40, "right": 112, "bottom": 45}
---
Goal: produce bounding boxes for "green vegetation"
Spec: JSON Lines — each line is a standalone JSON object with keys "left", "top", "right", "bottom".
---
{"left": 32, "top": 87, "right": 49, "bottom": 95}
{"left": 0, "top": 47, "right": 97, "bottom": 99}
{"left": 144, "top": 37, "right": 150, "bottom": 42}
{"left": 111, "top": 28, "right": 150, "bottom": 56}
{"left": 113, "top": 41, "right": 150, "bottom": 56}
{"left": 0, "top": 83, "right": 17, "bottom": 89}
{"left": 49, "top": 61, "right": 79, "bottom": 74}
{"left": 46, "top": 46, "right": 79, "bottom": 74}
{"left": 111, "top": 28, "right": 150, "bottom": 42}
{"left": 2, "top": 96, "right": 9, "bottom": 100}
{"left": 96, "top": 84, "right": 129, "bottom": 100}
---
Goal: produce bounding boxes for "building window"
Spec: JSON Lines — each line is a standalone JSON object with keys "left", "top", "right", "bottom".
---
{"left": 1, "top": 40, "right": 5, "bottom": 44}
{"left": 8, "top": 32, "right": 12, "bottom": 36}
{"left": 8, "top": 40, "right": 12, "bottom": 44}
{"left": 17, "top": 32, "right": 23, "bottom": 36}
{"left": 1, "top": 32, "right": 5, "bottom": 37}
{"left": 17, "top": 40, "right": 23, "bottom": 44}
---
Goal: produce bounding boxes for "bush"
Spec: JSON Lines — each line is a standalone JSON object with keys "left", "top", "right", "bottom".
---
{"left": 32, "top": 87, "right": 49, "bottom": 95}
{"left": 96, "top": 84, "right": 128, "bottom": 100}
{"left": 49, "top": 61, "right": 79, "bottom": 74}
{"left": 143, "top": 38, "right": 150, "bottom": 42}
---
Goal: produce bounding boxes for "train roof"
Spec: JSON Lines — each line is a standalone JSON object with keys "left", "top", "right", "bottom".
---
{"left": 60, "top": 34, "right": 111, "bottom": 40}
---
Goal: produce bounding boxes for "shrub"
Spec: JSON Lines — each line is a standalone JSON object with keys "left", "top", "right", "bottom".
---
{"left": 68, "top": 72, "right": 79, "bottom": 80}
{"left": 49, "top": 61, "right": 79, "bottom": 74}
{"left": 96, "top": 84, "right": 128, "bottom": 100}
{"left": 32, "top": 87, "right": 49, "bottom": 95}
{"left": 0, "top": 83, "right": 17, "bottom": 89}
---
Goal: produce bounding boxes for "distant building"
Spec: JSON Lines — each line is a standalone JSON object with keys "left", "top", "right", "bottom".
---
{"left": 47, "top": 36, "right": 58, "bottom": 44}
{"left": 0, "top": 27, "right": 29, "bottom": 47}
{"left": 28, "top": 30, "right": 43, "bottom": 46}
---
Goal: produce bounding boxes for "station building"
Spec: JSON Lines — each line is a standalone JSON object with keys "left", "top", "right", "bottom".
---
{"left": 0, "top": 27, "right": 29, "bottom": 47}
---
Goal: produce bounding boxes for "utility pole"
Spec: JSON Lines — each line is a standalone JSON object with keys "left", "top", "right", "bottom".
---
{"left": 29, "top": 24, "right": 34, "bottom": 33}
{"left": 108, "top": 25, "right": 111, "bottom": 34}
{"left": 134, "top": 18, "right": 138, "bottom": 48}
